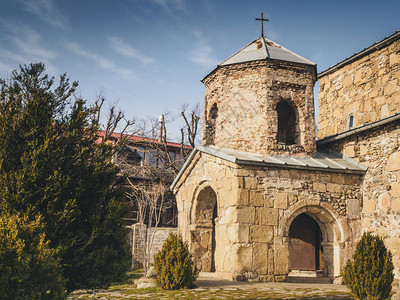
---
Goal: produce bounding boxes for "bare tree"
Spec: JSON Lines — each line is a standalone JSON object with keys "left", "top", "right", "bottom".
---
{"left": 92, "top": 94, "right": 136, "bottom": 148}
{"left": 180, "top": 103, "right": 201, "bottom": 148}
{"left": 125, "top": 180, "right": 170, "bottom": 275}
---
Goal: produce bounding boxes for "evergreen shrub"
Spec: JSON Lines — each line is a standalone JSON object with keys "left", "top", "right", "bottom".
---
{"left": 343, "top": 232, "right": 394, "bottom": 300}
{"left": 0, "top": 213, "right": 66, "bottom": 299}
{"left": 154, "top": 233, "right": 198, "bottom": 290}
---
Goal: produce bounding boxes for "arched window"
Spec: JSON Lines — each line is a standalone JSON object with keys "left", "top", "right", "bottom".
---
{"left": 349, "top": 114, "right": 354, "bottom": 129}
{"left": 276, "top": 101, "right": 296, "bottom": 145}
{"left": 205, "top": 103, "right": 218, "bottom": 145}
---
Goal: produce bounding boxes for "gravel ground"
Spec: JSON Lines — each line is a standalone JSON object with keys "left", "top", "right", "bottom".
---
{"left": 68, "top": 273, "right": 400, "bottom": 300}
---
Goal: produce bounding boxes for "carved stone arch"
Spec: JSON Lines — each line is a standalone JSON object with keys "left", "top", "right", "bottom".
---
{"left": 189, "top": 181, "right": 218, "bottom": 272}
{"left": 190, "top": 180, "right": 217, "bottom": 225}
{"left": 278, "top": 200, "right": 351, "bottom": 279}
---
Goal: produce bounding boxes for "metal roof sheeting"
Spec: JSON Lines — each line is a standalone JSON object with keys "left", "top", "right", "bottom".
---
{"left": 219, "top": 37, "right": 316, "bottom": 67}
{"left": 170, "top": 145, "right": 367, "bottom": 190}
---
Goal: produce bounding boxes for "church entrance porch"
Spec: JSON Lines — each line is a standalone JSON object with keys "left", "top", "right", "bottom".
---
{"left": 280, "top": 203, "right": 352, "bottom": 282}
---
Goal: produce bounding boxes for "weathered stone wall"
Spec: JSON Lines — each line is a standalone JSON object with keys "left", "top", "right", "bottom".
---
{"left": 201, "top": 60, "right": 317, "bottom": 157}
{"left": 320, "top": 121, "right": 400, "bottom": 282}
{"left": 127, "top": 223, "right": 177, "bottom": 269}
{"left": 318, "top": 38, "right": 400, "bottom": 139}
{"left": 174, "top": 151, "right": 362, "bottom": 281}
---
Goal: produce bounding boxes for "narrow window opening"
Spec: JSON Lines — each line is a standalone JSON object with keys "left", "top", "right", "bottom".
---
{"left": 349, "top": 115, "right": 354, "bottom": 129}
{"left": 205, "top": 103, "right": 218, "bottom": 145}
{"left": 276, "top": 101, "right": 297, "bottom": 145}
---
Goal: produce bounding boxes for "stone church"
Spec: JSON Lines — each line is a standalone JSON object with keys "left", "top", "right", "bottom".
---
{"left": 171, "top": 30, "right": 400, "bottom": 284}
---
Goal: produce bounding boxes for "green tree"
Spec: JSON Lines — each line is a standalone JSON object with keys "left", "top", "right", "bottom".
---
{"left": 343, "top": 232, "right": 394, "bottom": 300}
{"left": 0, "top": 63, "right": 130, "bottom": 292}
{"left": 0, "top": 213, "right": 66, "bottom": 299}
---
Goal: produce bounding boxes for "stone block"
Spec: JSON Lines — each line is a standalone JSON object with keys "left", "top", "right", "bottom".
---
{"left": 232, "top": 274, "right": 245, "bottom": 281}
{"left": 313, "top": 182, "right": 327, "bottom": 192}
{"left": 260, "top": 208, "right": 279, "bottom": 226}
{"left": 223, "top": 179, "right": 232, "bottom": 191}
{"left": 387, "top": 152, "right": 400, "bottom": 171}
{"left": 344, "top": 145, "right": 355, "bottom": 157}
{"left": 237, "top": 189, "right": 249, "bottom": 206}
{"left": 274, "top": 192, "right": 288, "bottom": 209}
{"left": 392, "top": 197, "right": 400, "bottom": 212}
{"left": 250, "top": 225, "right": 273, "bottom": 243}
{"left": 361, "top": 217, "right": 371, "bottom": 230}
{"left": 326, "top": 183, "right": 344, "bottom": 193}
{"left": 227, "top": 223, "right": 249, "bottom": 243}
{"left": 363, "top": 199, "right": 375, "bottom": 213}
{"left": 288, "top": 193, "right": 298, "bottom": 206}
{"left": 231, "top": 177, "right": 244, "bottom": 189}
{"left": 359, "top": 145, "right": 368, "bottom": 156}
{"left": 253, "top": 244, "right": 269, "bottom": 274}
{"left": 244, "top": 177, "right": 258, "bottom": 189}
{"left": 268, "top": 248, "right": 274, "bottom": 274}
{"left": 386, "top": 237, "right": 400, "bottom": 255}
{"left": 259, "top": 275, "right": 274, "bottom": 282}
{"left": 343, "top": 75, "right": 353, "bottom": 87}
{"left": 392, "top": 182, "right": 400, "bottom": 197}
{"left": 384, "top": 79, "right": 398, "bottom": 95}
{"left": 249, "top": 190, "right": 264, "bottom": 206}
{"left": 220, "top": 190, "right": 236, "bottom": 207}
{"left": 232, "top": 244, "right": 253, "bottom": 273}
{"left": 236, "top": 207, "right": 255, "bottom": 224}
{"left": 347, "top": 199, "right": 360, "bottom": 219}
{"left": 378, "top": 192, "right": 390, "bottom": 209}
{"left": 381, "top": 104, "right": 390, "bottom": 118}
{"left": 274, "top": 243, "right": 289, "bottom": 274}
{"left": 220, "top": 206, "right": 236, "bottom": 224}
{"left": 330, "top": 174, "right": 346, "bottom": 184}
{"left": 274, "top": 275, "right": 287, "bottom": 282}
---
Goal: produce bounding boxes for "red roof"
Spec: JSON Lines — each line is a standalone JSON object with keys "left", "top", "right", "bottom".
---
{"left": 96, "top": 131, "right": 192, "bottom": 150}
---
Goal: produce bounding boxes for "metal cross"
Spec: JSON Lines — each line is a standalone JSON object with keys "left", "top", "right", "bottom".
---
{"left": 255, "top": 13, "right": 269, "bottom": 37}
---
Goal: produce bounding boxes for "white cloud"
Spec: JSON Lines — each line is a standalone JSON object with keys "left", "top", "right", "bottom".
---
{"left": 18, "top": 0, "right": 67, "bottom": 29}
{"left": 0, "top": 24, "right": 58, "bottom": 74}
{"left": 152, "top": 0, "right": 185, "bottom": 11}
{"left": 65, "top": 42, "right": 134, "bottom": 79}
{"left": 189, "top": 30, "right": 219, "bottom": 69}
{"left": 0, "top": 61, "right": 14, "bottom": 75}
{"left": 108, "top": 37, "right": 154, "bottom": 64}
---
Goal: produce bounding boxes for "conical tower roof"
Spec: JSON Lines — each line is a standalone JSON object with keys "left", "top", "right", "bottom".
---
{"left": 219, "top": 36, "right": 316, "bottom": 66}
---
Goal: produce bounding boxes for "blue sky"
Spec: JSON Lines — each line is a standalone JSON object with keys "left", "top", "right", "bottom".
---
{"left": 0, "top": 0, "right": 399, "bottom": 141}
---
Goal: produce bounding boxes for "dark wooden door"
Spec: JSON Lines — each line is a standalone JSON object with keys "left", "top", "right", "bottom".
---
{"left": 289, "top": 214, "right": 319, "bottom": 271}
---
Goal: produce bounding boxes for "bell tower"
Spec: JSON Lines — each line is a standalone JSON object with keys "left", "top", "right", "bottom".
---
{"left": 201, "top": 32, "right": 317, "bottom": 157}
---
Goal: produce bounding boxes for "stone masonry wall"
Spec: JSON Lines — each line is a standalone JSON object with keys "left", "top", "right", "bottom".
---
{"left": 320, "top": 121, "right": 400, "bottom": 282}
{"left": 201, "top": 60, "right": 317, "bottom": 157}
{"left": 318, "top": 38, "right": 400, "bottom": 139}
{"left": 127, "top": 223, "right": 177, "bottom": 269}
{"left": 174, "top": 151, "right": 363, "bottom": 281}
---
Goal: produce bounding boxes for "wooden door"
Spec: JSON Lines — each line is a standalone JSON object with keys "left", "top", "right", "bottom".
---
{"left": 289, "top": 214, "right": 320, "bottom": 271}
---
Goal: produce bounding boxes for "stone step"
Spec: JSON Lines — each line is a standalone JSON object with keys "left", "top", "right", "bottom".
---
{"left": 287, "top": 270, "right": 331, "bottom": 283}
{"left": 199, "top": 272, "right": 219, "bottom": 278}
{"left": 287, "top": 276, "right": 332, "bottom": 284}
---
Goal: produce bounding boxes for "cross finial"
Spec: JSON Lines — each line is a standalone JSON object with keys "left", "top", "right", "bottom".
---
{"left": 255, "top": 12, "right": 269, "bottom": 37}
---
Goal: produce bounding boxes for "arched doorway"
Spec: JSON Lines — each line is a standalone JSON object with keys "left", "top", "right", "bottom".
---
{"left": 190, "top": 185, "right": 217, "bottom": 272}
{"left": 289, "top": 213, "right": 323, "bottom": 271}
